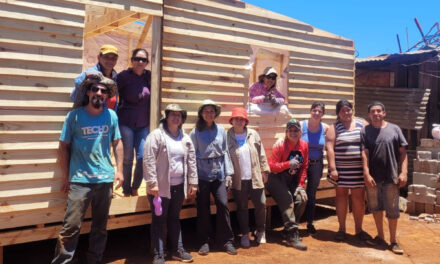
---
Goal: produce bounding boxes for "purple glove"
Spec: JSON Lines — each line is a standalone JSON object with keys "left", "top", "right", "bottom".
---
{"left": 138, "top": 86, "right": 151, "bottom": 100}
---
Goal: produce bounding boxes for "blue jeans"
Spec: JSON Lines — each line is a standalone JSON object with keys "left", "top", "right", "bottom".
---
{"left": 148, "top": 184, "right": 185, "bottom": 257}
{"left": 120, "top": 125, "right": 149, "bottom": 195}
{"left": 52, "top": 182, "right": 113, "bottom": 264}
{"left": 305, "top": 160, "right": 324, "bottom": 225}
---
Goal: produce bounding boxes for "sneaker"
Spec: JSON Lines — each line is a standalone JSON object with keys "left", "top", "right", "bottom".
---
{"left": 390, "top": 242, "right": 404, "bottom": 255}
{"left": 307, "top": 224, "right": 317, "bottom": 234}
{"left": 198, "top": 243, "right": 209, "bottom": 256}
{"left": 224, "top": 242, "right": 237, "bottom": 255}
{"left": 255, "top": 231, "right": 266, "bottom": 244}
{"left": 172, "top": 249, "right": 193, "bottom": 263}
{"left": 288, "top": 229, "right": 307, "bottom": 251}
{"left": 335, "top": 230, "right": 346, "bottom": 242}
{"left": 368, "top": 235, "right": 388, "bottom": 247}
{"left": 240, "top": 234, "right": 250, "bottom": 248}
{"left": 355, "top": 230, "right": 373, "bottom": 242}
{"left": 153, "top": 254, "right": 165, "bottom": 264}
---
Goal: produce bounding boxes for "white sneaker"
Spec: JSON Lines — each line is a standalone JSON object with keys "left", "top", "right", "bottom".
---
{"left": 255, "top": 231, "right": 266, "bottom": 244}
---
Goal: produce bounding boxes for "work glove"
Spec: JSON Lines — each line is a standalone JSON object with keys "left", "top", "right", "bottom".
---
{"left": 268, "top": 92, "right": 280, "bottom": 106}
{"left": 225, "top": 175, "right": 233, "bottom": 189}
{"left": 289, "top": 155, "right": 301, "bottom": 175}
{"left": 294, "top": 186, "right": 308, "bottom": 202}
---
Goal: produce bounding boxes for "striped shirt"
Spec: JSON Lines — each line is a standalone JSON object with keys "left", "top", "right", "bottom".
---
{"left": 334, "top": 118, "right": 365, "bottom": 188}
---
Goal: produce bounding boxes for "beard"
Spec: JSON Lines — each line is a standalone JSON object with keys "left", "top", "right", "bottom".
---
{"left": 91, "top": 95, "right": 105, "bottom": 109}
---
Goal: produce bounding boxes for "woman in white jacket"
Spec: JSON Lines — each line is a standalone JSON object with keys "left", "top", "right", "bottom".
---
{"left": 143, "top": 104, "right": 198, "bottom": 264}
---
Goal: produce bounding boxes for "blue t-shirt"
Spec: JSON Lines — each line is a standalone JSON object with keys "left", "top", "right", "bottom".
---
{"left": 301, "top": 120, "right": 325, "bottom": 160}
{"left": 60, "top": 107, "right": 121, "bottom": 183}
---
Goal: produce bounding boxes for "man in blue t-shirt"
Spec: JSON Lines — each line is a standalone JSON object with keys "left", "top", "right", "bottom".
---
{"left": 52, "top": 72, "right": 123, "bottom": 264}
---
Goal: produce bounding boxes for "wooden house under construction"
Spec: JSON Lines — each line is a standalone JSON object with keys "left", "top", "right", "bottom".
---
{"left": 0, "top": 0, "right": 355, "bottom": 257}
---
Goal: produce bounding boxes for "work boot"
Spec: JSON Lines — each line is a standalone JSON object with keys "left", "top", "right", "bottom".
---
{"left": 288, "top": 229, "right": 307, "bottom": 251}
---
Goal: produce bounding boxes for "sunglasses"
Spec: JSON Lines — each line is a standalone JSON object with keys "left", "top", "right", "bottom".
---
{"left": 132, "top": 57, "right": 148, "bottom": 63}
{"left": 90, "top": 86, "right": 109, "bottom": 94}
{"left": 266, "top": 75, "right": 277, "bottom": 80}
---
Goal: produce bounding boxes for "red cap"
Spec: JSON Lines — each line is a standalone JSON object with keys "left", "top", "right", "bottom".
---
{"left": 229, "top": 107, "right": 249, "bottom": 125}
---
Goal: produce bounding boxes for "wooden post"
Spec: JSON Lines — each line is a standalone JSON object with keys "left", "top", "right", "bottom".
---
{"left": 149, "top": 16, "right": 163, "bottom": 130}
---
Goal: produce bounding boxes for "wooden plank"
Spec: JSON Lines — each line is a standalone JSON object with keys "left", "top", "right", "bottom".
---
{"left": 136, "top": 15, "right": 153, "bottom": 48}
{"left": 0, "top": 178, "right": 63, "bottom": 198}
{"left": 163, "top": 45, "right": 249, "bottom": 60}
{"left": 61, "top": 0, "right": 163, "bottom": 17}
{"left": 0, "top": 0, "right": 85, "bottom": 17}
{"left": 0, "top": 67, "right": 78, "bottom": 79}
{"left": 0, "top": 164, "right": 60, "bottom": 182}
{"left": 162, "top": 65, "right": 248, "bottom": 79}
{"left": 290, "top": 87, "right": 353, "bottom": 96}
{"left": 161, "top": 77, "right": 246, "bottom": 89}
{"left": 0, "top": 17, "right": 83, "bottom": 38}
{"left": 150, "top": 16, "right": 163, "bottom": 130}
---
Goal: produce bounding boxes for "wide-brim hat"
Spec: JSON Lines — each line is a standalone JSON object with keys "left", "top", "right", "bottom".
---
{"left": 73, "top": 70, "right": 117, "bottom": 108}
{"left": 198, "top": 99, "right": 221, "bottom": 117}
{"left": 163, "top": 103, "right": 187, "bottom": 124}
{"left": 229, "top": 107, "right": 249, "bottom": 125}
{"left": 258, "top": 66, "right": 278, "bottom": 82}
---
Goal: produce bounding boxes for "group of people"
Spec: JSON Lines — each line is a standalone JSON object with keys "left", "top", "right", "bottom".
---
{"left": 51, "top": 44, "right": 408, "bottom": 264}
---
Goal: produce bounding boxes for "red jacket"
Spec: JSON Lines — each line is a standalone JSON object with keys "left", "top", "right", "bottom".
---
{"left": 268, "top": 138, "right": 309, "bottom": 187}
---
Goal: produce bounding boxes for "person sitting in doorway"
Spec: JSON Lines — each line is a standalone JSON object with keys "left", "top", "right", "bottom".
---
{"left": 248, "top": 66, "right": 291, "bottom": 116}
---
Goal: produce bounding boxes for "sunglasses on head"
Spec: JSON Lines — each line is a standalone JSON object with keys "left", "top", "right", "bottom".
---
{"left": 132, "top": 57, "right": 148, "bottom": 63}
{"left": 90, "top": 86, "right": 109, "bottom": 94}
{"left": 266, "top": 75, "right": 277, "bottom": 80}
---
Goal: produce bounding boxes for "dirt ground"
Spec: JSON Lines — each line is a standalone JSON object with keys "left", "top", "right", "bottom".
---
{"left": 4, "top": 205, "right": 440, "bottom": 264}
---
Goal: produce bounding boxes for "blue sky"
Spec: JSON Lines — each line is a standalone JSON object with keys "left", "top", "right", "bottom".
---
{"left": 244, "top": 0, "right": 438, "bottom": 58}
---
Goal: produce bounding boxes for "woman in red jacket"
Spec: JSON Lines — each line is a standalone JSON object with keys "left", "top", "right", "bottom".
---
{"left": 266, "top": 119, "right": 308, "bottom": 251}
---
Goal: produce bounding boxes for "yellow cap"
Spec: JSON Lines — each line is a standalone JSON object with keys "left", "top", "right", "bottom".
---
{"left": 100, "top": 44, "right": 118, "bottom": 55}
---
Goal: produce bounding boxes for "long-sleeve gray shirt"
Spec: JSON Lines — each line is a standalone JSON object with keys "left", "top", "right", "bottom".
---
{"left": 189, "top": 123, "right": 234, "bottom": 182}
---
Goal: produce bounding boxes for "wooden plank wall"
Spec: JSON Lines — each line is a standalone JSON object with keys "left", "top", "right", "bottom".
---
{"left": 0, "top": 0, "right": 162, "bottom": 236}
{"left": 161, "top": 0, "right": 354, "bottom": 191}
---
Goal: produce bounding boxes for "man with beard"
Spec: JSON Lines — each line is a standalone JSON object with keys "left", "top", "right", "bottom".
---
{"left": 52, "top": 72, "right": 124, "bottom": 264}
{"left": 361, "top": 101, "right": 408, "bottom": 255}
{"left": 71, "top": 44, "right": 119, "bottom": 110}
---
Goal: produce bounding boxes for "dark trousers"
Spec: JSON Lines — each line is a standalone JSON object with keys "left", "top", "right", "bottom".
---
{"left": 196, "top": 179, "right": 234, "bottom": 246}
{"left": 148, "top": 184, "right": 185, "bottom": 256}
{"left": 305, "top": 160, "right": 324, "bottom": 224}
{"left": 232, "top": 180, "right": 266, "bottom": 235}
{"left": 266, "top": 172, "right": 306, "bottom": 231}
{"left": 52, "top": 182, "right": 113, "bottom": 264}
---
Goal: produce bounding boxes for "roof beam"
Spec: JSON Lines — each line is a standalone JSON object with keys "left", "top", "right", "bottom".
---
{"left": 84, "top": 9, "right": 148, "bottom": 39}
